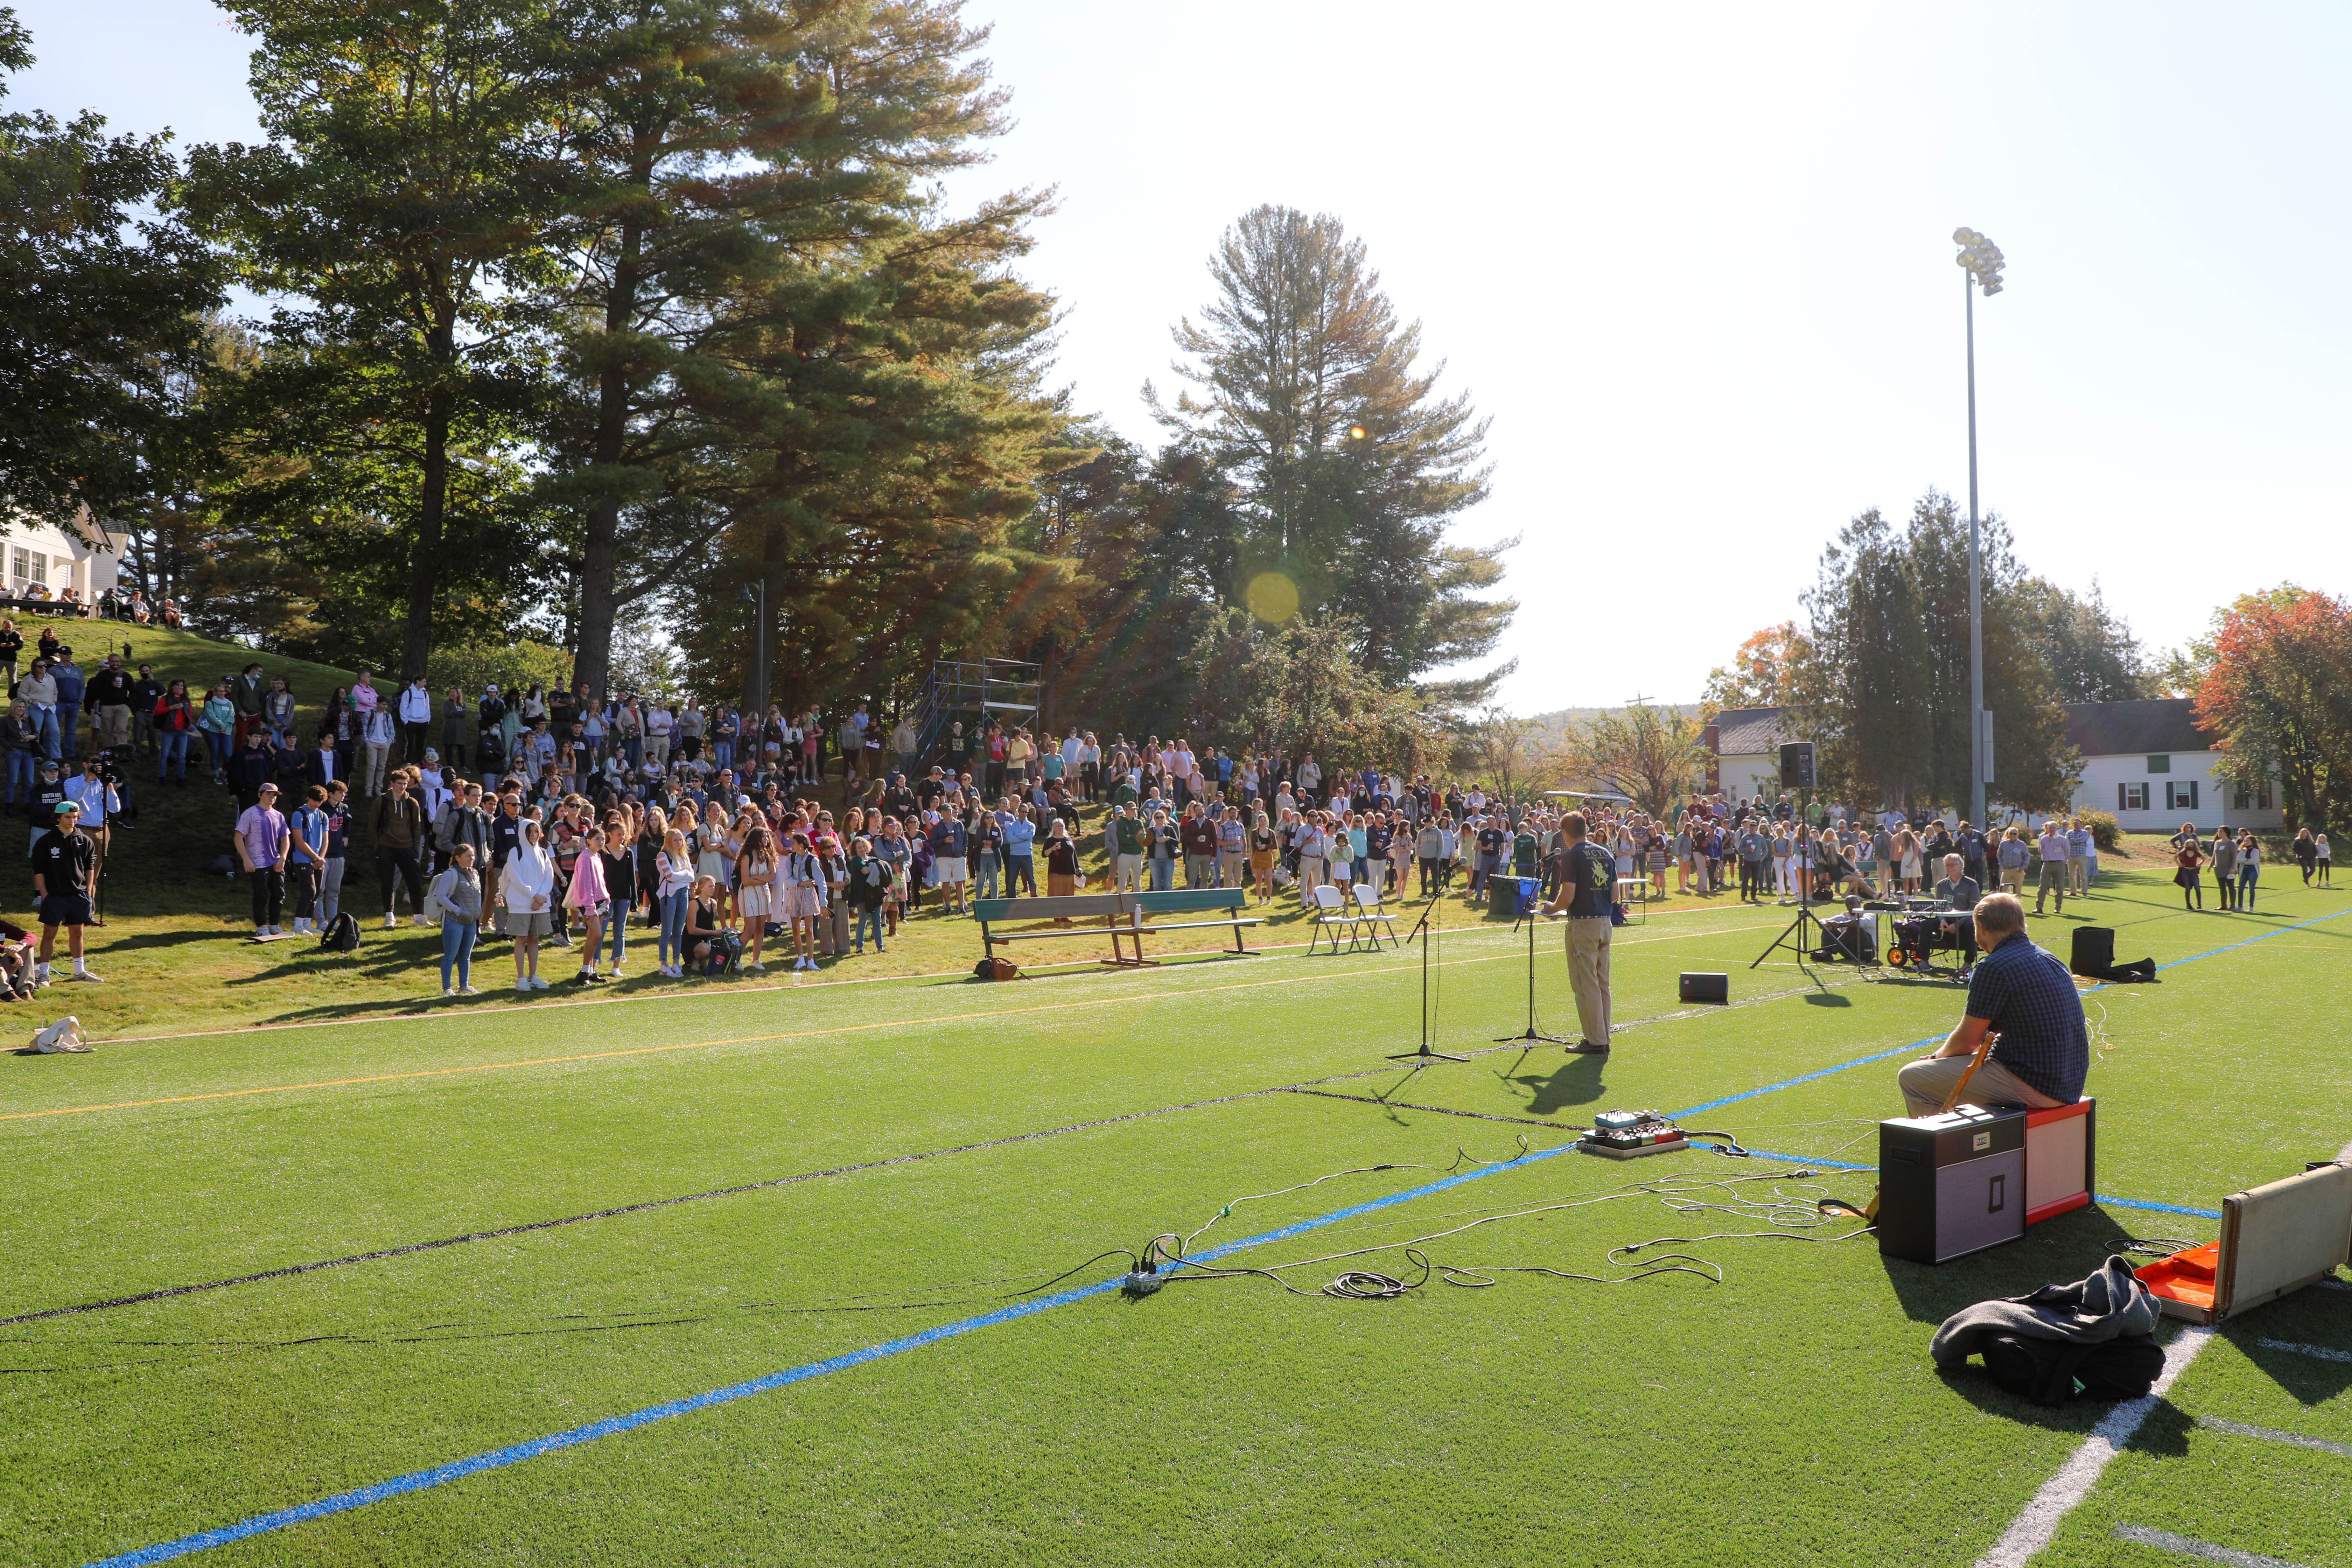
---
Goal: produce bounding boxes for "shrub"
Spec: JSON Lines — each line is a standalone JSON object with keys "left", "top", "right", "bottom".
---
{"left": 2076, "top": 809, "right": 2122, "bottom": 852}
{"left": 424, "top": 638, "right": 573, "bottom": 699}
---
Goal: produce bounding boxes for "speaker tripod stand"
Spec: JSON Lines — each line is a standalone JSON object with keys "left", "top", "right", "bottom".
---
{"left": 1750, "top": 896, "right": 1826, "bottom": 972}
{"left": 1498, "top": 897, "right": 1570, "bottom": 1045}
{"left": 1388, "top": 897, "right": 1466, "bottom": 1064}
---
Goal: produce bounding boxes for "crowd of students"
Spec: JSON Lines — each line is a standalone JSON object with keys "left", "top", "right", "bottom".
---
{"left": 12, "top": 649, "right": 2341, "bottom": 1006}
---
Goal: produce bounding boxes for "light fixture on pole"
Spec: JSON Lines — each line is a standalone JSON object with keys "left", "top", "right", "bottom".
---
{"left": 1952, "top": 227, "right": 2004, "bottom": 831}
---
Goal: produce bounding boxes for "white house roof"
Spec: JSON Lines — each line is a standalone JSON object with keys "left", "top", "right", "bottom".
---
{"left": 1712, "top": 706, "right": 1787, "bottom": 756}
{"left": 2061, "top": 699, "right": 2212, "bottom": 757}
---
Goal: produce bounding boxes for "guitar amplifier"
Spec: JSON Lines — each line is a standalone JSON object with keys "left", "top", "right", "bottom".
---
{"left": 2024, "top": 1099, "right": 2095, "bottom": 1225}
{"left": 1679, "top": 972, "right": 1728, "bottom": 1004}
{"left": 1877, "top": 1104, "right": 2027, "bottom": 1264}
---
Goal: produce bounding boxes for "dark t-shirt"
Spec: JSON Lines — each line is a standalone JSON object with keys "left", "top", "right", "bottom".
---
{"left": 33, "top": 828, "right": 93, "bottom": 898}
{"left": 1562, "top": 840, "right": 1615, "bottom": 918}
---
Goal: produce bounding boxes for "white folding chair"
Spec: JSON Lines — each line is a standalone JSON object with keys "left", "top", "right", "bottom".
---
{"left": 1348, "top": 882, "right": 1401, "bottom": 949}
{"left": 1309, "top": 882, "right": 1365, "bottom": 954}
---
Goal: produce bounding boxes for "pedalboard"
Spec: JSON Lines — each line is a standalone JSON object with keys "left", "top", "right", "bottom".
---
{"left": 1577, "top": 1110, "right": 1691, "bottom": 1160}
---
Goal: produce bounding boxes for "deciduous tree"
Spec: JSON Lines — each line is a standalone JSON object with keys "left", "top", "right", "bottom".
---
{"left": 2187, "top": 586, "right": 2352, "bottom": 831}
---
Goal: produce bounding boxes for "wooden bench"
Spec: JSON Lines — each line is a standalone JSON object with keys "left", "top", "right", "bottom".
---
{"left": 1123, "top": 887, "right": 1262, "bottom": 961}
{"left": 972, "top": 894, "right": 1131, "bottom": 966}
{"left": 971, "top": 888, "right": 1263, "bottom": 969}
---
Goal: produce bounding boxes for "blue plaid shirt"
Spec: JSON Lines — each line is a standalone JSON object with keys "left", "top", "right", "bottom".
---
{"left": 1965, "top": 931, "right": 2089, "bottom": 1102}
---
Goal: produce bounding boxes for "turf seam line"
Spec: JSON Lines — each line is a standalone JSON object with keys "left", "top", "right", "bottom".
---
{"left": 75, "top": 1142, "right": 1587, "bottom": 1568}
{"left": 2255, "top": 1339, "right": 2352, "bottom": 1364}
{"left": 1284, "top": 1088, "right": 1574, "bottom": 1129}
{"left": 2112, "top": 1524, "right": 2312, "bottom": 1568}
{"left": 1970, "top": 1326, "right": 2214, "bottom": 1568}
{"left": 2193, "top": 1415, "right": 2352, "bottom": 1459}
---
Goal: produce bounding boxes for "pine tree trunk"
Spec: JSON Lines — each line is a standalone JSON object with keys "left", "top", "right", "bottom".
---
{"left": 570, "top": 215, "right": 645, "bottom": 700}
{"left": 402, "top": 313, "right": 456, "bottom": 683}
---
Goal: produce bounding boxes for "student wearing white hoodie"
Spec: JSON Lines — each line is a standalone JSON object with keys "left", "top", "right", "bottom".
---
{"left": 498, "top": 819, "right": 556, "bottom": 992}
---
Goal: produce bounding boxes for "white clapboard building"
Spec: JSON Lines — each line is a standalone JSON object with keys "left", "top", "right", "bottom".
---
{"left": 2061, "top": 699, "right": 2281, "bottom": 833}
{"left": 2, "top": 511, "right": 123, "bottom": 604}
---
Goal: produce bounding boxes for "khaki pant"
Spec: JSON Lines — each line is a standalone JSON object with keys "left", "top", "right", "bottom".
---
{"left": 98, "top": 704, "right": 130, "bottom": 749}
{"left": 1565, "top": 915, "right": 1612, "bottom": 1048}
{"left": 2000, "top": 865, "right": 2025, "bottom": 895}
{"left": 1897, "top": 1052, "right": 2066, "bottom": 1119}
{"left": 2035, "top": 859, "right": 2067, "bottom": 912}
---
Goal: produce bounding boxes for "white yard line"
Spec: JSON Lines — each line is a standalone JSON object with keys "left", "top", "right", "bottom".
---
{"left": 2258, "top": 1338, "right": 2352, "bottom": 1364}
{"left": 2195, "top": 1416, "right": 2352, "bottom": 1459}
{"left": 2113, "top": 1525, "right": 2312, "bottom": 1568}
{"left": 1971, "top": 1328, "right": 2214, "bottom": 1568}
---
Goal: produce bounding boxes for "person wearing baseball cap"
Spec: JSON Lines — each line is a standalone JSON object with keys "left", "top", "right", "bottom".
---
{"left": 31, "top": 799, "right": 99, "bottom": 983}
{"left": 235, "top": 781, "right": 291, "bottom": 938}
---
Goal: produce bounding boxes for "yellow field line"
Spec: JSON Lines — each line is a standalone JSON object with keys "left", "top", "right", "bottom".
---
{"left": 2, "top": 919, "right": 1780, "bottom": 1125}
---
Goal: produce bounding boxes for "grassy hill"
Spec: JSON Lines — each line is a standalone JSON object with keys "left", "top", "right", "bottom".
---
{"left": 1524, "top": 702, "right": 1702, "bottom": 744}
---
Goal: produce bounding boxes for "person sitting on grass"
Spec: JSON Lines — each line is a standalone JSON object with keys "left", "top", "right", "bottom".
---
{"left": 684, "top": 873, "right": 728, "bottom": 975}
{"left": 0, "top": 913, "right": 39, "bottom": 999}
{"left": 1896, "top": 892, "right": 2085, "bottom": 1118}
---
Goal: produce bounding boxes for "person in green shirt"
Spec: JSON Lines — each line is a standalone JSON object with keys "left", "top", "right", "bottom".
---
{"left": 1111, "top": 804, "right": 1146, "bottom": 892}
{"left": 1512, "top": 825, "right": 1539, "bottom": 878}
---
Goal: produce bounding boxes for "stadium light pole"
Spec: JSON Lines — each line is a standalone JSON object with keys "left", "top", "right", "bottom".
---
{"left": 1953, "top": 227, "right": 2004, "bottom": 830}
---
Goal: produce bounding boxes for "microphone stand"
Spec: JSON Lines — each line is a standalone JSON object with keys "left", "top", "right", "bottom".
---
{"left": 1388, "top": 895, "right": 1466, "bottom": 1063}
{"left": 1497, "top": 893, "right": 1569, "bottom": 1044}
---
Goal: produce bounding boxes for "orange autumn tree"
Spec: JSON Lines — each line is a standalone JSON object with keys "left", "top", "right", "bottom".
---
{"left": 2188, "top": 586, "right": 2352, "bottom": 831}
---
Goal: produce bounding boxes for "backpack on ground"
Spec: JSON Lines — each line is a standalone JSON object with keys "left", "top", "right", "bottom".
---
{"left": 318, "top": 912, "right": 362, "bottom": 953}
{"left": 31, "top": 1016, "right": 91, "bottom": 1053}
{"left": 705, "top": 931, "right": 742, "bottom": 977}
{"left": 974, "top": 956, "right": 1019, "bottom": 981}
{"left": 1976, "top": 1332, "right": 2167, "bottom": 1407}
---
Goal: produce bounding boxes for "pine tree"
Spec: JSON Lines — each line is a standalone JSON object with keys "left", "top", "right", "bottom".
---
{"left": 184, "top": 0, "right": 561, "bottom": 680}
{"left": 0, "top": 10, "right": 217, "bottom": 523}
{"left": 1148, "top": 204, "right": 1512, "bottom": 688}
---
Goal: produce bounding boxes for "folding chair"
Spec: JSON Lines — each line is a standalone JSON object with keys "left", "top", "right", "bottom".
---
{"left": 1348, "top": 882, "right": 1401, "bottom": 950}
{"left": 1308, "top": 883, "right": 1366, "bottom": 955}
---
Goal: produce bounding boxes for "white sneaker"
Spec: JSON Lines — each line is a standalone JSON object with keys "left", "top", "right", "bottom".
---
{"left": 459, "top": 985, "right": 479, "bottom": 996}
{"left": 744, "top": 961, "right": 764, "bottom": 972}
{"left": 608, "top": 967, "right": 625, "bottom": 979}
{"left": 384, "top": 913, "right": 398, "bottom": 929}
{"left": 65, "top": 969, "right": 102, "bottom": 982}
{"left": 530, "top": 975, "right": 550, "bottom": 990}
{"left": 441, "top": 987, "right": 453, "bottom": 998}
{"left": 411, "top": 915, "right": 432, "bottom": 927}
{"left": 516, "top": 979, "right": 533, "bottom": 994}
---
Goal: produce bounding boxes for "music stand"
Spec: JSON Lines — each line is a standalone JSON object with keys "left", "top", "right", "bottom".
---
{"left": 1498, "top": 893, "right": 1569, "bottom": 1045}
{"left": 1388, "top": 897, "right": 1466, "bottom": 1063}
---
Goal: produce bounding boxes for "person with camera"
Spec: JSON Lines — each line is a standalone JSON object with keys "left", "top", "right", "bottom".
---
{"left": 30, "top": 799, "right": 100, "bottom": 983}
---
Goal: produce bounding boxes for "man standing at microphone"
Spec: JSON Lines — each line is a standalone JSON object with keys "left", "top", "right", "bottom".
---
{"left": 1541, "top": 811, "right": 1616, "bottom": 1055}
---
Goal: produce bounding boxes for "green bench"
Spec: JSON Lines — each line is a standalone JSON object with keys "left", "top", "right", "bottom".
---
{"left": 971, "top": 888, "right": 1262, "bottom": 968}
{"left": 1123, "top": 888, "right": 1262, "bottom": 960}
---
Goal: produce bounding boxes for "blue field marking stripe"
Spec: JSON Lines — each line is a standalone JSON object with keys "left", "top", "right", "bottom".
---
{"left": 1730, "top": 1149, "right": 2224, "bottom": 1218}
{"left": 84, "top": 899, "right": 2340, "bottom": 1566}
{"left": 81, "top": 1142, "right": 1586, "bottom": 1568}
{"left": 1672, "top": 1038, "right": 1938, "bottom": 1120}
{"left": 1677, "top": 901, "right": 2350, "bottom": 1121}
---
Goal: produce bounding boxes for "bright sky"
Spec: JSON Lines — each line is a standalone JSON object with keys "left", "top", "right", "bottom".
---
{"left": 15, "top": 2, "right": 2349, "bottom": 712}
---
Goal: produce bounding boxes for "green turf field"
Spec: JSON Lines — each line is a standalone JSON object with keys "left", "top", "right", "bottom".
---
{"left": 4, "top": 861, "right": 2346, "bottom": 1568}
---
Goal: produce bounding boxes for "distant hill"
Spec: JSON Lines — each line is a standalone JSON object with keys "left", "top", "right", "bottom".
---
{"left": 1524, "top": 703, "right": 1702, "bottom": 743}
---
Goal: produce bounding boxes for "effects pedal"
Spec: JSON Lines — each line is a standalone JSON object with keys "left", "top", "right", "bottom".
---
{"left": 1577, "top": 1109, "right": 1691, "bottom": 1160}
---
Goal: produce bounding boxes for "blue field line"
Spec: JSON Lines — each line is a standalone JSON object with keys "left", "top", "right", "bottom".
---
{"left": 81, "top": 1143, "right": 1588, "bottom": 1568}
{"left": 1734, "top": 1148, "right": 2224, "bottom": 1218}
{"left": 82, "top": 901, "right": 2342, "bottom": 1566}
